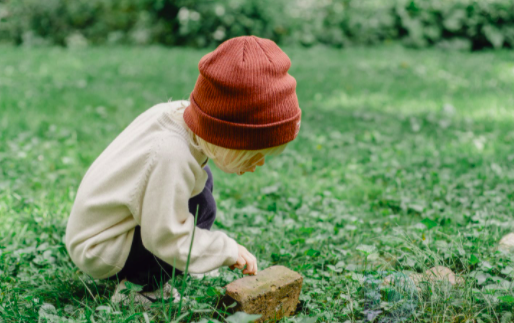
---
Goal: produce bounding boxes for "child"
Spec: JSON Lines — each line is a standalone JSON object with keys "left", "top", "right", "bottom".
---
{"left": 65, "top": 35, "right": 302, "bottom": 305}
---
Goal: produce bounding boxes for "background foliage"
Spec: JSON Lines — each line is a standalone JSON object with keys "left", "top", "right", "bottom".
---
{"left": 1, "top": 0, "right": 513, "bottom": 50}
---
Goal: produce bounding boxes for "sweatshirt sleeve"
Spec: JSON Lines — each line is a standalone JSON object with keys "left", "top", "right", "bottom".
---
{"left": 134, "top": 135, "right": 239, "bottom": 273}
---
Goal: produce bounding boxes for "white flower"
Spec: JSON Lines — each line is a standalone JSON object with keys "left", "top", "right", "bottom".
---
{"left": 215, "top": 5, "right": 225, "bottom": 16}
{"left": 213, "top": 27, "right": 226, "bottom": 41}
{"left": 189, "top": 11, "right": 200, "bottom": 21}
{"left": 178, "top": 7, "right": 189, "bottom": 21}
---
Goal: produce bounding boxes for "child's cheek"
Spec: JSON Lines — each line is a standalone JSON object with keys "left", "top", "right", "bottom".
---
{"left": 213, "top": 159, "right": 235, "bottom": 173}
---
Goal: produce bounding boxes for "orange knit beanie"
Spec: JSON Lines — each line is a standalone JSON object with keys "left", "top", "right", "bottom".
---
{"left": 183, "top": 35, "right": 301, "bottom": 150}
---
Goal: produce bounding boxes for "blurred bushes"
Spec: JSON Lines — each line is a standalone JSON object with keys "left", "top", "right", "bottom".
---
{"left": 0, "top": 0, "right": 513, "bottom": 50}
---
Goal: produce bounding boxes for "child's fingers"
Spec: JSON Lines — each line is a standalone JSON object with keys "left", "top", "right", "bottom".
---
{"left": 249, "top": 257, "right": 257, "bottom": 274}
{"left": 242, "top": 253, "right": 257, "bottom": 275}
{"left": 250, "top": 254, "right": 257, "bottom": 275}
{"left": 241, "top": 254, "right": 252, "bottom": 273}
{"left": 249, "top": 253, "right": 258, "bottom": 273}
{"left": 244, "top": 263, "right": 253, "bottom": 274}
{"left": 231, "top": 245, "right": 258, "bottom": 275}
{"left": 235, "top": 257, "right": 246, "bottom": 269}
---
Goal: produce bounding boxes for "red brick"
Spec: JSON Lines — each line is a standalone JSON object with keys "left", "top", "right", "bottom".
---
{"left": 220, "top": 266, "right": 303, "bottom": 322}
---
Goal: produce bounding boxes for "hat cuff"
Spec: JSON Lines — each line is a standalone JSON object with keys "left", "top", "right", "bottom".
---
{"left": 183, "top": 95, "right": 301, "bottom": 150}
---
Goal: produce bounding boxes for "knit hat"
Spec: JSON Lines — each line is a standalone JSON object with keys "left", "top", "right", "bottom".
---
{"left": 183, "top": 35, "right": 301, "bottom": 150}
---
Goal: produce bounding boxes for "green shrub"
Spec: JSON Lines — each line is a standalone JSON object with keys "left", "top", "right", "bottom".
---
{"left": 0, "top": 0, "right": 513, "bottom": 49}
{"left": 393, "top": 0, "right": 514, "bottom": 49}
{"left": 0, "top": 0, "right": 158, "bottom": 46}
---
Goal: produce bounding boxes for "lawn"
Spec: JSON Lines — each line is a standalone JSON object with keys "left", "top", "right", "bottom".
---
{"left": 1, "top": 44, "right": 514, "bottom": 322}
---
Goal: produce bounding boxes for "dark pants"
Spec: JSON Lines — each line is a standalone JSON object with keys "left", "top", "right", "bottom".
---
{"left": 107, "top": 165, "right": 217, "bottom": 292}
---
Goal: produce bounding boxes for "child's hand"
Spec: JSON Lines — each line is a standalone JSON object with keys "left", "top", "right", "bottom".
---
{"left": 229, "top": 244, "right": 258, "bottom": 275}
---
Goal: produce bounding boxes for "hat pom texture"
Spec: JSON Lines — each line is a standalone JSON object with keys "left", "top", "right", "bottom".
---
{"left": 184, "top": 35, "right": 301, "bottom": 150}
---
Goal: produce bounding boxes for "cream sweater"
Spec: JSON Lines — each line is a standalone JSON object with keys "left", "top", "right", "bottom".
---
{"left": 65, "top": 100, "right": 239, "bottom": 279}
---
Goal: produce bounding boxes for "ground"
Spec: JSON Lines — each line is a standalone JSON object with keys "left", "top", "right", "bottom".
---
{"left": 1, "top": 44, "right": 514, "bottom": 322}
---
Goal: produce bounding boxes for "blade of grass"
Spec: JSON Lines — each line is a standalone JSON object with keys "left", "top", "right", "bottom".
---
{"left": 176, "top": 204, "right": 199, "bottom": 320}
{"left": 167, "top": 257, "right": 178, "bottom": 321}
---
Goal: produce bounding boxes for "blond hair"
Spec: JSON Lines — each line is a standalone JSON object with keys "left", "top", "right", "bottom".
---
{"left": 168, "top": 101, "right": 288, "bottom": 174}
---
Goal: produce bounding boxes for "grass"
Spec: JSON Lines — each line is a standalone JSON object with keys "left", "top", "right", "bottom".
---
{"left": 1, "top": 43, "right": 514, "bottom": 322}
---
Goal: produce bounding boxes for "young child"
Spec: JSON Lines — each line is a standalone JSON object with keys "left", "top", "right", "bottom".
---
{"left": 65, "top": 35, "right": 302, "bottom": 305}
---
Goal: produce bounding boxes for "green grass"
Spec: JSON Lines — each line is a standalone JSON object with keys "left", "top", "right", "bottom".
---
{"left": 1, "top": 43, "right": 514, "bottom": 323}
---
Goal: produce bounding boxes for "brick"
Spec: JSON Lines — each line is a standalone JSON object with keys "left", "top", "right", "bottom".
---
{"left": 220, "top": 266, "right": 303, "bottom": 323}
